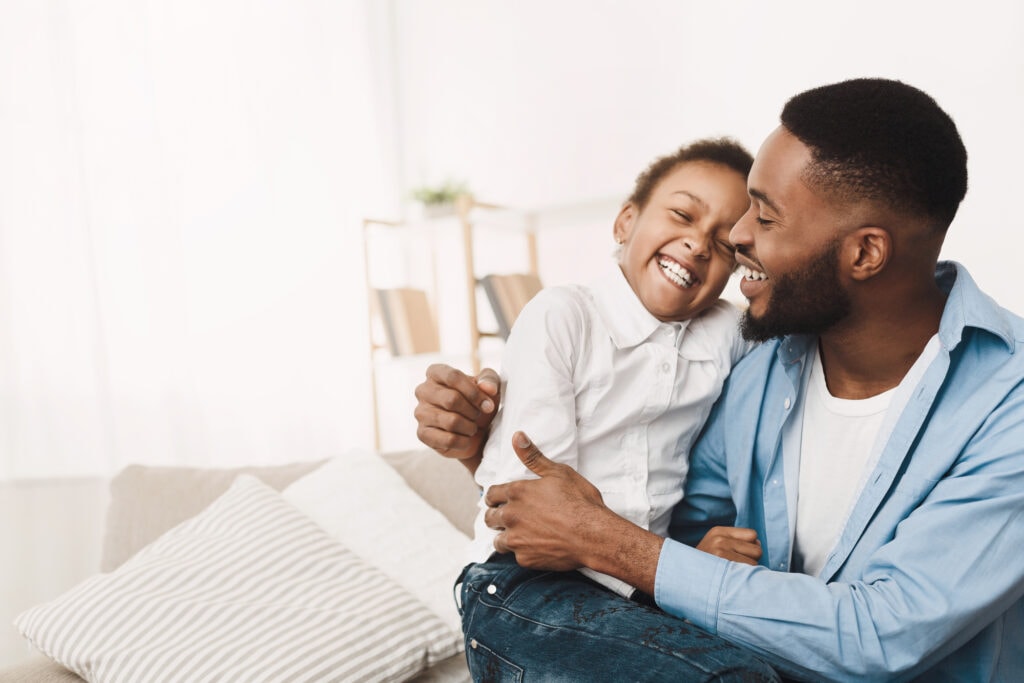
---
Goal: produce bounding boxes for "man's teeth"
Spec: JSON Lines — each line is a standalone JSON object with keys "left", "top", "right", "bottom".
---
{"left": 739, "top": 265, "right": 767, "bottom": 281}
{"left": 658, "top": 256, "right": 694, "bottom": 288}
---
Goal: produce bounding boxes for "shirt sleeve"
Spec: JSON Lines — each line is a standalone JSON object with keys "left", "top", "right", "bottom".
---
{"left": 476, "top": 287, "right": 585, "bottom": 491}
{"left": 657, "top": 385, "right": 1024, "bottom": 681}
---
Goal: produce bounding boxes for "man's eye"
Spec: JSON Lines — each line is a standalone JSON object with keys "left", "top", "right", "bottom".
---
{"left": 755, "top": 217, "right": 774, "bottom": 227}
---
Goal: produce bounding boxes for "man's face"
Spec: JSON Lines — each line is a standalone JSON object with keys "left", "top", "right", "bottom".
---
{"left": 730, "top": 127, "right": 852, "bottom": 342}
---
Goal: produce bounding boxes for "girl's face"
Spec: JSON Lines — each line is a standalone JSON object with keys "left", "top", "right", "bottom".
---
{"left": 614, "top": 161, "right": 748, "bottom": 322}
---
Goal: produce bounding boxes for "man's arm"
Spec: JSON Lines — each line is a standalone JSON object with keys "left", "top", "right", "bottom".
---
{"left": 655, "top": 387, "right": 1024, "bottom": 681}
{"left": 413, "top": 364, "right": 500, "bottom": 474}
{"left": 483, "top": 432, "right": 665, "bottom": 594}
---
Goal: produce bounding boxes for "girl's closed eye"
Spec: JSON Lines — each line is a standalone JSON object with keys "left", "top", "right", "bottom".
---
{"left": 671, "top": 209, "right": 693, "bottom": 223}
{"left": 714, "top": 239, "right": 736, "bottom": 256}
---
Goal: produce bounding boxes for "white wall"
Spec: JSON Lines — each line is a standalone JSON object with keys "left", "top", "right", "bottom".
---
{"left": 392, "top": 0, "right": 1024, "bottom": 314}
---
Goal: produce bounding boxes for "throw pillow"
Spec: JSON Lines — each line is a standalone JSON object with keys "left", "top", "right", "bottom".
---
{"left": 281, "top": 449, "right": 470, "bottom": 633}
{"left": 15, "top": 475, "right": 461, "bottom": 683}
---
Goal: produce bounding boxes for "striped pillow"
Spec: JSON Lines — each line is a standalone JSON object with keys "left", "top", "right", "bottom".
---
{"left": 14, "top": 475, "right": 462, "bottom": 683}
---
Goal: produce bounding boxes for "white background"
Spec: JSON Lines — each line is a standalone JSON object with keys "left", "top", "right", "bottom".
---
{"left": 2, "top": 0, "right": 1022, "bottom": 468}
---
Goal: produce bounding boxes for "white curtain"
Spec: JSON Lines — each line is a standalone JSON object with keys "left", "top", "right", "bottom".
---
{"left": 0, "top": 0, "right": 396, "bottom": 479}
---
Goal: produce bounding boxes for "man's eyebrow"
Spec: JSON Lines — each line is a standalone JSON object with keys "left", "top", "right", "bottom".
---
{"left": 671, "top": 190, "right": 707, "bottom": 210}
{"left": 749, "top": 188, "right": 781, "bottom": 214}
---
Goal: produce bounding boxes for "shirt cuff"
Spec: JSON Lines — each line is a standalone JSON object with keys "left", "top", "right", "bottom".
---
{"left": 654, "top": 538, "right": 730, "bottom": 633}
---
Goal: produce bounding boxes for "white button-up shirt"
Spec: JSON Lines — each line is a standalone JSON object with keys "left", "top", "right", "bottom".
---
{"left": 471, "top": 265, "right": 750, "bottom": 595}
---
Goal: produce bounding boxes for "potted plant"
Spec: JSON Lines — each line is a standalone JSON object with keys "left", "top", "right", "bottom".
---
{"left": 409, "top": 180, "right": 470, "bottom": 219}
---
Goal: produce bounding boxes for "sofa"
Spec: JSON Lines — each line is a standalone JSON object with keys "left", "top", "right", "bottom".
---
{"left": 0, "top": 449, "right": 480, "bottom": 682}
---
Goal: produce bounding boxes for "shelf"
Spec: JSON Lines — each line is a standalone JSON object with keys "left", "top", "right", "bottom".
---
{"left": 362, "top": 196, "right": 540, "bottom": 450}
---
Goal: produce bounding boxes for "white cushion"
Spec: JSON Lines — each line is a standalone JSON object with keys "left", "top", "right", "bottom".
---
{"left": 14, "top": 475, "right": 462, "bottom": 683}
{"left": 282, "top": 449, "right": 470, "bottom": 633}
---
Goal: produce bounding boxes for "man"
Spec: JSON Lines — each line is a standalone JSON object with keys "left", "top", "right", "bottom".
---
{"left": 414, "top": 79, "right": 1024, "bottom": 681}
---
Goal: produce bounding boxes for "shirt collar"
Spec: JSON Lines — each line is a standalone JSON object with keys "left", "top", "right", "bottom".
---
{"left": 935, "top": 261, "right": 1016, "bottom": 353}
{"left": 776, "top": 261, "right": 1016, "bottom": 365}
{"left": 589, "top": 265, "right": 722, "bottom": 361}
{"left": 591, "top": 264, "right": 664, "bottom": 349}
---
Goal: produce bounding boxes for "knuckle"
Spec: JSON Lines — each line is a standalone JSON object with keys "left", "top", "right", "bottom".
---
{"left": 438, "top": 390, "right": 459, "bottom": 411}
{"left": 521, "top": 448, "right": 541, "bottom": 468}
{"left": 438, "top": 431, "right": 459, "bottom": 449}
{"left": 440, "top": 366, "right": 461, "bottom": 386}
{"left": 439, "top": 411, "right": 469, "bottom": 434}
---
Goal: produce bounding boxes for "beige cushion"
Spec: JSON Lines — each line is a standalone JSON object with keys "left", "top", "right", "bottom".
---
{"left": 100, "top": 460, "right": 326, "bottom": 571}
{"left": 17, "top": 476, "right": 462, "bottom": 683}
{"left": 100, "top": 450, "right": 479, "bottom": 572}
{"left": 0, "top": 656, "right": 83, "bottom": 682}
{"left": 381, "top": 449, "right": 479, "bottom": 537}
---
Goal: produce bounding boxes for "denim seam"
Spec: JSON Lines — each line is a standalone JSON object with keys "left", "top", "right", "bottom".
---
{"left": 500, "top": 570, "right": 556, "bottom": 603}
{"left": 464, "top": 634, "right": 525, "bottom": 680}
{"left": 484, "top": 602, "right": 731, "bottom": 678}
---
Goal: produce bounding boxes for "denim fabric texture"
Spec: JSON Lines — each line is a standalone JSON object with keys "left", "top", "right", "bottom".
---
{"left": 456, "top": 555, "right": 780, "bottom": 682}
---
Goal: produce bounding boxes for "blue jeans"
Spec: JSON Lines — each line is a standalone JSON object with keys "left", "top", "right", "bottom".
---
{"left": 456, "top": 554, "right": 780, "bottom": 682}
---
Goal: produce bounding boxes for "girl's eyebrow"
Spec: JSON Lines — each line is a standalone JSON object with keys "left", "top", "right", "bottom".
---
{"left": 670, "top": 190, "right": 707, "bottom": 210}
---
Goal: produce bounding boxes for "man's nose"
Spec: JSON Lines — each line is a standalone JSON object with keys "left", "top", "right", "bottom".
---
{"left": 730, "top": 210, "right": 754, "bottom": 247}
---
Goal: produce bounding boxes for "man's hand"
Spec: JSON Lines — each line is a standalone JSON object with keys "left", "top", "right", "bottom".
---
{"left": 413, "top": 364, "right": 500, "bottom": 473}
{"left": 484, "top": 432, "right": 664, "bottom": 594}
{"left": 697, "top": 527, "right": 762, "bottom": 565}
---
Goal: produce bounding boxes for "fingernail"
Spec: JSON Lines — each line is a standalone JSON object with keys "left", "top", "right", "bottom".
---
{"left": 481, "top": 399, "right": 494, "bottom": 413}
{"left": 514, "top": 433, "right": 531, "bottom": 448}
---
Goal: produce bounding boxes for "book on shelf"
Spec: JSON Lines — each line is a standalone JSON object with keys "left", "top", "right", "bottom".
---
{"left": 479, "top": 273, "right": 543, "bottom": 340}
{"left": 372, "top": 288, "right": 441, "bottom": 356}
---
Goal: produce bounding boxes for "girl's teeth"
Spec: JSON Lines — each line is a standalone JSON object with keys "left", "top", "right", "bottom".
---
{"left": 658, "top": 256, "right": 693, "bottom": 288}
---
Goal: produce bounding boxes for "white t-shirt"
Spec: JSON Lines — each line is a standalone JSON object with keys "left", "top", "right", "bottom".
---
{"left": 791, "top": 336, "right": 941, "bottom": 577}
{"left": 471, "top": 265, "right": 751, "bottom": 595}
{"left": 794, "top": 351, "right": 894, "bottom": 577}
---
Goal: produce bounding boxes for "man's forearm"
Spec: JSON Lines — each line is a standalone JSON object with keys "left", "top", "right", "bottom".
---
{"left": 579, "top": 508, "right": 664, "bottom": 597}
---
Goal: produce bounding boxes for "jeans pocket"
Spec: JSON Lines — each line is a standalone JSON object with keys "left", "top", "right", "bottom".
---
{"left": 454, "top": 562, "right": 476, "bottom": 616}
{"left": 465, "top": 637, "right": 524, "bottom": 683}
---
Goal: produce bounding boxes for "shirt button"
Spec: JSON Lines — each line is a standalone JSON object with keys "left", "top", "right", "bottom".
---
{"left": 784, "top": 397, "right": 791, "bottom": 410}
{"left": 486, "top": 584, "right": 497, "bottom": 595}
{"left": 470, "top": 639, "right": 478, "bottom": 649}
{"left": 772, "top": 479, "right": 779, "bottom": 486}
{"left": 661, "top": 362, "right": 670, "bottom": 373}
{"left": 778, "top": 562, "right": 787, "bottom": 569}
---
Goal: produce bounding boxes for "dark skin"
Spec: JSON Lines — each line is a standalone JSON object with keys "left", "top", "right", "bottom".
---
{"left": 413, "top": 127, "right": 946, "bottom": 587}
{"left": 413, "top": 373, "right": 760, "bottom": 594}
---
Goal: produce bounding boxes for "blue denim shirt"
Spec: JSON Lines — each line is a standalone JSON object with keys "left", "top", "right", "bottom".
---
{"left": 657, "top": 262, "right": 1024, "bottom": 682}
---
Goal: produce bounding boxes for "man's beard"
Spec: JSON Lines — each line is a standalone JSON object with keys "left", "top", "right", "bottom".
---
{"left": 740, "top": 240, "right": 852, "bottom": 342}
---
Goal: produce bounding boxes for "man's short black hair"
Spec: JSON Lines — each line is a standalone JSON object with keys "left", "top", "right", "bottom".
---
{"left": 781, "top": 78, "right": 968, "bottom": 230}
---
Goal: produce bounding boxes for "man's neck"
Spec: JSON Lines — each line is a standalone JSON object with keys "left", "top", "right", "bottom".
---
{"left": 817, "top": 285, "right": 947, "bottom": 400}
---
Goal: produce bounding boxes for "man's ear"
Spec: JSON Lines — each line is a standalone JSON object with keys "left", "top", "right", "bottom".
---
{"left": 845, "top": 227, "right": 891, "bottom": 281}
{"left": 613, "top": 202, "right": 637, "bottom": 245}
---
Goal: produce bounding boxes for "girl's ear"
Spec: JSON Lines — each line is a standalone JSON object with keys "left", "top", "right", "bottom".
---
{"left": 614, "top": 202, "right": 637, "bottom": 245}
